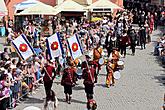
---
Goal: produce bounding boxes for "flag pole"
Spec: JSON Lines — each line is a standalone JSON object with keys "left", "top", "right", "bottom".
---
{"left": 67, "top": 34, "right": 94, "bottom": 83}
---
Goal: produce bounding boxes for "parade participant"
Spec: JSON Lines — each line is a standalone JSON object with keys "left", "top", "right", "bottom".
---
{"left": 106, "top": 60, "right": 115, "bottom": 87}
{"left": 150, "top": 15, "right": 154, "bottom": 34}
{"left": 81, "top": 55, "right": 91, "bottom": 70}
{"left": 139, "top": 25, "right": 146, "bottom": 50}
{"left": 144, "top": 20, "right": 151, "bottom": 43}
{"left": 82, "top": 61, "right": 96, "bottom": 101}
{"left": 105, "top": 30, "right": 117, "bottom": 57}
{"left": 42, "top": 60, "right": 56, "bottom": 97}
{"left": 61, "top": 57, "right": 76, "bottom": 104}
{"left": 93, "top": 44, "right": 102, "bottom": 83}
{"left": 110, "top": 47, "right": 122, "bottom": 71}
{"left": 119, "top": 32, "right": 129, "bottom": 58}
{"left": 127, "top": 26, "right": 137, "bottom": 56}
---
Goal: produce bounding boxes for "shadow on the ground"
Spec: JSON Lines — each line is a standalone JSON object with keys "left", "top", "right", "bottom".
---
{"left": 53, "top": 81, "right": 61, "bottom": 85}
{"left": 153, "top": 53, "right": 165, "bottom": 86}
{"left": 23, "top": 97, "right": 44, "bottom": 104}
{"left": 96, "top": 83, "right": 107, "bottom": 88}
{"left": 73, "top": 85, "right": 84, "bottom": 90}
{"left": 151, "top": 26, "right": 165, "bottom": 86}
{"left": 99, "top": 73, "right": 106, "bottom": 76}
{"left": 154, "top": 73, "right": 165, "bottom": 86}
{"left": 58, "top": 98, "right": 86, "bottom": 104}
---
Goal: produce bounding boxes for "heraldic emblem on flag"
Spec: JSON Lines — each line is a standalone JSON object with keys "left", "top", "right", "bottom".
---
{"left": 46, "top": 33, "right": 63, "bottom": 59}
{"left": 67, "top": 34, "right": 83, "bottom": 60}
{"left": 12, "top": 34, "right": 35, "bottom": 60}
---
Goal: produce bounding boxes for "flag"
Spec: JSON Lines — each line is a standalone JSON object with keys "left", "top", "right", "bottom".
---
{"left": 67, "top": 34, "right": 83, "bottom": 60}
{"left": 12, "top": 34, "right": 35, "bottom": 60}
{"left": 46, "top": 33, "right": 63, "bottom": 60}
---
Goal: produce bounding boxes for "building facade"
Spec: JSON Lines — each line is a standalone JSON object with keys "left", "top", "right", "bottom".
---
{"left": 5, "top": 0, "right": 123, "bottom": 19}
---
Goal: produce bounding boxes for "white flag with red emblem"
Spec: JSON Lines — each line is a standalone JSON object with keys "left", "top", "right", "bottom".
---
{"left": 46, "top": 33, "right": 63, "bottom": 60}
{"left": 12, "top": 34, "right": 35, "bottom": 60}
{"left": 67, "top": 34, "right": 83, "bottom": 60}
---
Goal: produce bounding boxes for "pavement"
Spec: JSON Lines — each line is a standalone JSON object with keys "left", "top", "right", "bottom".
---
{"left": 5, "top": 26, "right": 165, "bottom": 110}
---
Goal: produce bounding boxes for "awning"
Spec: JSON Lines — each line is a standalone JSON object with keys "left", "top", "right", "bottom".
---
{"left": 15, "top": 0, "right": 39, "bottom": 11}
{"left": 87, "top": 0, "right": 123, "bottom": 12}
{"left": 55, "top": 0, "right": 86, "bottom": 12}
{"left": 16, "top": 2, "right": 58, "bottom": 15}
{"left": 0, "top": 0, "right": 8, "bottom": 15}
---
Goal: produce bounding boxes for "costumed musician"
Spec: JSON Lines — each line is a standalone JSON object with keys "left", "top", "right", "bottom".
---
{"left": 106, "top": 60, "right": 115, "bottom": 87}
{"left": 93, "top": 44, "right": 103, "bottom": 83}
{"left": 109, "top": 47, "right": 122, "bottom": 71}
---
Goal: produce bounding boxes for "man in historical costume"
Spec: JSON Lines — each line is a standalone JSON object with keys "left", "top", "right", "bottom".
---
{"left": 42, "top": 60, "right": 56, "bottom": 97}
{"left": 106, "top": 60, "right": 115, "bottom": 87}
{"left": 61, "top": 57, "right": 76, "bottom": 104}
{"left": 93, "top": 44, "right": 103, "bottom": 83}
{"left": 127, "top": 26, "right": 137, "bottom": 56}
{"left": 139, "top": 25, "right": 146, "bottom": 50}
{"left": 119, "top": 32, "right": 129, "bottom": 58}
{"left": 105, "top": 30, "right": 118, "bottom": 57}
{"left": 82, "top": 61, "right": 96, "bottom": 101}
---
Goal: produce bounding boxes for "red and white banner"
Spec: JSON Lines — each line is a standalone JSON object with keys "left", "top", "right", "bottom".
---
{"left": 46, "top": 33, "right": 63, "bottom": 60}
{"left": 67, "top": 34, "right": 83, "bottom": 60}
{"left": 12, "top": 34, "right": 35, "bottom": 60}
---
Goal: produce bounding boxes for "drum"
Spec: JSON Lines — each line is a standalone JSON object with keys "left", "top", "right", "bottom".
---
{"left": 113, "top": 71, "right": 121, "bottom": 80}
{"left": 117, "top": 60, "right": 124, "bottom": 70}
{"left": 99, "top": 58, "right": 104, "bottom": 65}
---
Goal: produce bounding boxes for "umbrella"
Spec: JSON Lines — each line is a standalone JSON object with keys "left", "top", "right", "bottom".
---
{"left": 23, "top": 106, "right": 41, "bottom": 110}
{"left": 16, "top": 2, "right": 58, "bottom": 15}
{"left": 91, "top": 17, "right": 103, "bottom": 22}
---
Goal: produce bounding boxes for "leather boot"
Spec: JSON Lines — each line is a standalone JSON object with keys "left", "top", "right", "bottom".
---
{"left": 65, "top": 94, "right": 68, "bottom": 102}
{"left": 68, "top": 95, "right": 71, "bottom": 104}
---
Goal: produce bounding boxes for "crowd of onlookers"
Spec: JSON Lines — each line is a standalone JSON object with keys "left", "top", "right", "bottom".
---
{"left": 154, "top": 34, "right": 165, "bottom": 65}
{"left": 0, "top": 3, "right": 164, "bottom": 109}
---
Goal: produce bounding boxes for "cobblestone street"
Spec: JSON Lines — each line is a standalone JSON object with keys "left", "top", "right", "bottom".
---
{"left": 15, "top": 28, "right": 165, "bottom": 110}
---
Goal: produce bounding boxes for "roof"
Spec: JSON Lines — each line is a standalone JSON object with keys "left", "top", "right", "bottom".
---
{"left": 55, "top": 0, "right": 86, "bottom": 12}
{"left": 72, "top": 0, "right": 88, "bottom": 5}
{"left": 87, "top": 0, "right": 123, "bottom": 11}
{"left": 16, "top": 2, "right": 58, "bottom": 15}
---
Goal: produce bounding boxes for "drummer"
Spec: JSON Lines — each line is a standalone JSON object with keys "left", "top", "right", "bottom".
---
{"left": 106, "top": 60, "right": 115, "bottom": 87}
{"left": 93, "top": 44, "right": 103, "bottom": 83}
{"left": 109, "top": 47, "right": 122, "bottom": 71}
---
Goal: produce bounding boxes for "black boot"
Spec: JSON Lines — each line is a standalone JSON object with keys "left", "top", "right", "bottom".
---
{"left": 68, "top": 95, "right": 71, "bottom": 104}
{"left": 65, "top": 94, "right": 68, "bottom": 102}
